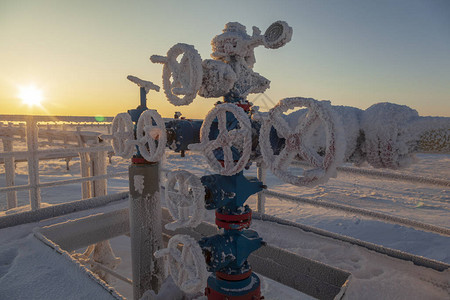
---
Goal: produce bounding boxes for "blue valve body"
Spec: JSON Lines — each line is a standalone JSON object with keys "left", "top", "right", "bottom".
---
{"left": 201, "top": 172, "right": 263, "bottom": 211}
{"left": 198, "top": 229, "right": 263, "bottom": 272}
{"left": 197, "top": 171, "right": 264, "bottom": 298}
{"left": 165, "top": 119, "right": 202, "bottom": 153}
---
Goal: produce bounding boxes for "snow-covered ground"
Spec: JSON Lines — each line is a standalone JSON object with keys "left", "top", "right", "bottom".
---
{"left": 0, "top": 150, "right": 449, "bottom": 299}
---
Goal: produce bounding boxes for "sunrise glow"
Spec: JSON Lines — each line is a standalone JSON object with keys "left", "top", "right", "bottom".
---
{"left": 18, "top": 84, "right": 44, "bottom": 107}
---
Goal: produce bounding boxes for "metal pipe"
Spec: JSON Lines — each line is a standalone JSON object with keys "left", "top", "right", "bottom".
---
{"left": 256, "top": 163, "right": 266, "bottom": 214}
{"left": 0, "top": 145, "right": 112, "bottom": 159}
{"left": 140, "top": 87, "right": 147, "bottom": 108}
{"left": 264, "top": 190, "right": 450, "bottom": 236}
{"left": 128, "top": 162, "right": 164, "bottom": 299}
{"left": 0, "top": 171, "right": 127, "bottom": 193}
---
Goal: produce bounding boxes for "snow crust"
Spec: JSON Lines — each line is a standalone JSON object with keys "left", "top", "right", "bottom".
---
{"left": 0, "top": 234, "right": 123, "bottom": 299}
{"left": 0, "top": 124, "right": 449, "bottom": 299}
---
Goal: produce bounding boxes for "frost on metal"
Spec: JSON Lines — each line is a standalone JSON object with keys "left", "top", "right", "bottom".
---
{"left": 259, "top": 97, "right": 345, "bottom": 187}
{"left": 198, "top": 59, "right": 236, "bottom": 98}
{"left": 134, "top": 175, "right": 145, "bottom": 194}
{"left": 285, "top": 105, "right": 364, "bottom": 165}
{"left": 127, "top": 75, "right": 160, "bottom": 94}
{"left": 136, "top": 110, "right": 168, "bottom": 162}
{"left": 361, "top": 102, "right": 419, "bottom": 169}
{"left": 112, "top": 113, "right": 134, "bottom": 158}
{"left": 210, "top": 22, "right": 271, "bottom": 98}
{"left": 189, "top": 103, "right": 252, "bottom": 176}
{"left": 165, "top": 170, "right": 206, "bottom": 230}
{"left": 151, "top": 21, "right": 292, "bottom": 104}
{"left": 282, "top": 102, "right": 449, "bottom": 170}
{"left": 150, "top": 43, "right": 203, "bottom": 106}
{"left": 154, "top": 234, "right": 208, "bottom": 295}
{"left": 112, "top": 109, "right": 167, "bottom": 162}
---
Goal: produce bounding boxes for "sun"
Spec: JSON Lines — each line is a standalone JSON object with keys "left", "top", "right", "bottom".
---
{"left": 18, "top": 84, "right": 44, "bottom": 107}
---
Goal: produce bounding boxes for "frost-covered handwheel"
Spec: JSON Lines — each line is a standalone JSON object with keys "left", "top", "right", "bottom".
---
{"left": 154, "top": 234, "right": 208, "bottom": 294}
{"left": 136, "top": 110, "right": 167, "bottom": 162}
{"left": 263, "top": 20, "right": 293, "bottom": 49}
{"left": 165, "top": 170, "right": 206, "bottom": 230}
{"left": 189, "top": 103, "right": 252, "bottom": 176}
{"left": 150, "top": 43, "right": 203, "bottom": 106}
{"left": 259, "top": 97, "right": 344, "bottom": 186}
{"left": 112, "top": 113, "right": 134, "bottom": 158}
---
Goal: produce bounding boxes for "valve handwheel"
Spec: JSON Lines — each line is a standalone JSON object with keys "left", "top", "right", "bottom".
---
{"left": 150, "top": 43, "right": 203, "bottom": 106}
{"left": 136, "top": 109, "right": 167, "bottom": 162}
{"left": 165, "top": 170, "right": 206, "bottom": 230}
{"left": 259, "top": 97, "right": 344, "bottom": 186}
{"left": 189, "top": 103, "right": 252, "bottom": 176}
{"left": 154, "top": 234, "right": 208, "bottom": 294}
{"left": 111, "top": 113, "right": 135, "bottom": 158}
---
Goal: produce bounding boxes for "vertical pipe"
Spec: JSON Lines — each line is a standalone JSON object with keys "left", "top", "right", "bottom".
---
{"left": 129, "top": 162, "right": 163, "bottom": 299}
{"left": 26, "top": 118, "right": 41, "bottom": 211}
{"left": 140, "top": 87, "right": 147, "bottom": 108}
{"left": 3, "top": 137, "right": 17, "bottom": 209}
{"left": 256, "top": 163, "right": 266, "bottom": 214}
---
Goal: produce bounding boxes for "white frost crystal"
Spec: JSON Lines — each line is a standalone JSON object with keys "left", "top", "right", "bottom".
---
{"left": 111, "top": 112, "right": 134, "bottom": 158}
{"left": 127, "top": 75, "right": 160, "bottom": 94}
{"left": 199, "top": 59, "right": 237, "bottom": 98}
{"left": 361, "top": 102, "right": 419, "bottom": 169}
{"left": 134, "top": 175, "right": 145, "bottom": 194}
{"left": 259, "top": 97, "right": 345, "bottom": 187}
{"left": 136, "top": 109, "right": 167, "bottom": 162}
{"left": 284, "top": 102, "right": 446, "bottom": 170}
{"left": 152, "top": 21, "right": 292, "bottom": 102}
{"left": 154, "top": 234, "right": 208, "bottom": 294}
{"left": 151, "top": 43, "right": 203, "bottom": 106}
{"left": 189, "top": 103, "right": 252, "bottom": 176}
{"left": 165, "top": 170, "right": 206, "bottom": 230}
{"left": 263, "top": 21, "right": 293, "bottom": 49}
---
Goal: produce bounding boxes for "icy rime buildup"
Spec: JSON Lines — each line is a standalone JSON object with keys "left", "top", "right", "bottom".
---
{"left": 283, "top": 102, "right": 448, "bottom": 169}
{"left": 151, "top": 21, "right": 293, "bottom": 104}
{"left": 361, "top": 102, "right": 419, "bottom": 169}
{"left": 165, "top": 170, "right": 206, "bottom": 230}
{"left": 150, "top": 44, "right": 203, "bottom": 106}
{"left": 259, "top": 97, "right": 345, "bottom": 187}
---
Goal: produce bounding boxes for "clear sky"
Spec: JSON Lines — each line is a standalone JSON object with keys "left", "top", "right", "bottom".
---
{"left": 1, "top": 0, "right": 449, "bottom": 118}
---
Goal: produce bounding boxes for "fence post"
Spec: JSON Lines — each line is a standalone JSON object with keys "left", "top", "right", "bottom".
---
{"left": 91, "top": 144, "right": 107, "bottom": 197}
{"left": 89, "top": 139, "right": 119, "bottom": 285}
{"left": 76, "top": 128, "right": 92, "bottom": 199}
{"left": 129, "top": 162, "right": 164, "bottom": 299}
{"left": 257, "top": 163, "right": 266, "bottom": 214}
{"left": 3, "top": 134, "right": 17, "bottom": 209}
{"left": 26, "top": 117, "right": 41, "bottom": 210}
